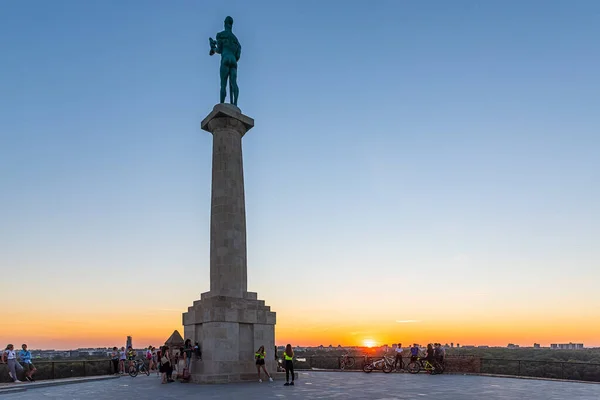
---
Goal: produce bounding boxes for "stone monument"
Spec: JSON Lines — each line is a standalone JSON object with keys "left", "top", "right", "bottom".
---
{"left": 182, "top": 17, "right": 277, "bottom": 384}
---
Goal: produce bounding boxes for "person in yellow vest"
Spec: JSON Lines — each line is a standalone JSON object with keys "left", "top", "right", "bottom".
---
{"left": 283, "top": 344, "right": 294, "bottom": 386}
{"left": 255, "top": 346, "right": 273, "bottom": 382}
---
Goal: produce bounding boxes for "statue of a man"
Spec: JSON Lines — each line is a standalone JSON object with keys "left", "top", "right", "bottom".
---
{"left": 209, "top": 16, "right": 241, "bottom": 106}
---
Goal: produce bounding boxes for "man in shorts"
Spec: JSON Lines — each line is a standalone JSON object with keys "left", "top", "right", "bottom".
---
{"left": 19, "top": 344, "right": 36, "bottom": 381}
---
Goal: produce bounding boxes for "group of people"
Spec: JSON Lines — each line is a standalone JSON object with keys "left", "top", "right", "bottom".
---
{"left": 259, "top": 344, "right": 295, "bottom": 385}
{"left": 110, "top": 339, "right": 200, "bottom": 384}
{"left": 1, "top": 344, "right": 37, "bottom": 383}
{"left": 2, "top": 340, "right": 296, "bottom": 386}
{"left": 110, "top": 345, "right": 137, "bottom": 375}
{"left": 407, "top": 343, "right": 446, "bottom": 371}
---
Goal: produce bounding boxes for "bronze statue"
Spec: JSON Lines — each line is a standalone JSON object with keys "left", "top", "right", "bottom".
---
{"left": 209, "top": 16, "right": 241, "bottom": 106}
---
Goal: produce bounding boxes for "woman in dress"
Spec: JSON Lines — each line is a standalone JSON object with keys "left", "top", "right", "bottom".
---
{"left": 159, "top": 346, "right": 172, "bottom": 384}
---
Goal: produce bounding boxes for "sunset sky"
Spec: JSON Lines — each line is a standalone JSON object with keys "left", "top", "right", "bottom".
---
{"left": 1, "top": 0, "right": 599, "bottom": 350}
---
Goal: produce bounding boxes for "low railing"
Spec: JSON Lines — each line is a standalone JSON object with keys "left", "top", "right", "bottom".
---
{"left": 0, "top": 359, "right": 114, "bottom": 383}
{"left": 480, "top": 358, "right": 600, "bottom": 382}
{"left": 292, "top": 355, "right": 600, "bottom": 382}
{"left": 3, "top": 356, "right": 600, "bottom": 384}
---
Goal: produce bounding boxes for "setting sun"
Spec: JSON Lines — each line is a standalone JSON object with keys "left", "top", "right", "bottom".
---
{"left": 363, "top": 339, "right": 377, "bottom": 348}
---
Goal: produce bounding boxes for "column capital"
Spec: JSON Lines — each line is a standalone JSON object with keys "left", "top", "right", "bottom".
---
{"left": 201, "top": 104, "right": 254, "bottom": 136}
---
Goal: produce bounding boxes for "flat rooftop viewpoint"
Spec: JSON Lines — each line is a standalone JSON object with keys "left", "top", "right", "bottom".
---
{"left": 2, "top": 372, "right": 600, "bottom": 400}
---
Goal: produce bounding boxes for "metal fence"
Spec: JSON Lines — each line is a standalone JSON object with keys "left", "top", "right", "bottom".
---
{"left": 0, "top": 359, "right": 114, "bottom": 383}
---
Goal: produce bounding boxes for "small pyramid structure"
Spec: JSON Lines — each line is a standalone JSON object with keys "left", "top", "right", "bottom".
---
{"left": 164, "top": 330, "right": 184, "bottom": 348}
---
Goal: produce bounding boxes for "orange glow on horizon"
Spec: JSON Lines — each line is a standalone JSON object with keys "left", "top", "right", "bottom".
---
{"left": 363, "top": 339, "right": 377, "bottom": 348}
{"left": 2, "top": 302, "right": 600, "bottom": 350}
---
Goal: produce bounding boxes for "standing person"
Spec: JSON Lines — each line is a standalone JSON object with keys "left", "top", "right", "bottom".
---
{"left": 159, "top": 346, "right": 172, "bottom": 384}
{"left": 410, "top": 344, "right": 419, "bottom": 362}
{"left": 283, "top": 344, "right": 294, "bottom": 386}
{"left": 255, "top": 346, "right": 273, "bottom": 383}
{"left": 183, "top": 339, "right": 193, "bottom": 371}
{"left": 119, "top": 346, "right": 126, "bottom": 374}
{"left": 425, "top": 344, "right": 436, "bottom": 372}
{"left": 19, "top": 344, "right": 37, "bottom": 381}
{"left": 440, "top": 344, "right": 446, "bottom": 364}
{"left": 194, "top": 342, "right": 202, "bottom": 360}
{"left": 111, "top": 347, "right": 119, "bottom": 375}
{"left": 156, "top": 346, "right": 162, "bottom": 376}
{"left": 2, "top": 344, "right": 24, "bottom": 383}
{"left": 146, "top": 346, "right": 155, "bottom": 372}
{"left": 394, "top": 343, "right": 404, "bottom": 371}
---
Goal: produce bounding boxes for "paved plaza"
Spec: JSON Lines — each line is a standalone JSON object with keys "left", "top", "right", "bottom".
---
{"left": 2, "top": 372, "right": 600, "bottom": 399}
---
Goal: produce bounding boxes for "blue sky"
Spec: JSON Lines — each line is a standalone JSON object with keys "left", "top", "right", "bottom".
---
{"left": 1, "top": 0, "right": 599, "bottom": 348}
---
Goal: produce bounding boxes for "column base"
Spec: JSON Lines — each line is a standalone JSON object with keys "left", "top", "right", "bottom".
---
{"left": 182, "top": 292, "right": 277, "bottom": 384}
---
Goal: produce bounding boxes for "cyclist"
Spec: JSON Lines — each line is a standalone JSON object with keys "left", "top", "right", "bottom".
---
{"left": 126, "top": 346, "right": 136, "bottom": 372}
{"left": 394, "top": 343, "right": 403, "bottom": 371}
{"left": 423, "top": 344, "right": 436, "bottom": 372}
{"left": 410, "top": 344, "right": 419, "bottom": 362}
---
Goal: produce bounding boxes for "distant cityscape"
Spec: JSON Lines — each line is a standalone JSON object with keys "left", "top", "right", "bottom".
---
{"left": 26, "top": 341, "right": 588, "bottom": 360}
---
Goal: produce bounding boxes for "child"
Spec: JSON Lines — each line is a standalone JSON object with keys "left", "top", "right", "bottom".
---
{"left": 283, "top": 344, "right": 294, "bottom": 386}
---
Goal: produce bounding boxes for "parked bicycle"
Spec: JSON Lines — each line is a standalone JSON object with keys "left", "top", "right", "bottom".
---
{"left": 363, "top": 355, "right": 393, "bottom": 373}
{"left": 129, "top": 359, "right": 150, "bottom": 377}
{"left": 406, "top": 356, "right": 441, "bottom": 374}
{"left": 340, "top": 353, "right": 355, "bottom": 370}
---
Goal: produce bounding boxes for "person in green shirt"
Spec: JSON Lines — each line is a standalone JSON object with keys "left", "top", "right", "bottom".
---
{"left": 283, "top": 344, "right": 294, "bottom": 386}
{"left": 255, "top": 345, "right": 273, "bottom": 382}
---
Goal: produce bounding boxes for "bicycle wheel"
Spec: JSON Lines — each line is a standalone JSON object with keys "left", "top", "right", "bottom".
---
{"left": 128, "top": 365, "right": 138, "bottom": 377}
{"left": 362, "top": 363, "right": 374, "bottom": 373}
{"left": 345, "top": 357, "right": 355, "bottom": 368}
{"left": 406, "top": 362, "right": 420, "bottom": 374}
{"left": 382, "top": 363, "right": 393, "bottom": 373}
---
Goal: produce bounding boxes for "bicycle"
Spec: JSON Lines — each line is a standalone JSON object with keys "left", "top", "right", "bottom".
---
{"left": 406, "top": 357, "right": 438, "bottom": 374}
{"left": 362, "top": 355, "right": 393, "bottom": 373}
{"left": 129, "top": 359, "right": 150, "bottom": 377}
{"left": 340, "top": 353, "right": 355, "bottom": 370}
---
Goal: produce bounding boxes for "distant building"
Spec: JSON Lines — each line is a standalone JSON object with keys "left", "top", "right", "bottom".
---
{"left": 550, "top": 343, "right": 583, "bottom": 350}
{"left": 126, "top": 336, "right": 132, "bottom": 350}
{"left": 533, "top": 343, "right": 541, "bottom": 349}
{"left": 507, "top": 343, "right": 520, "bottom": 349}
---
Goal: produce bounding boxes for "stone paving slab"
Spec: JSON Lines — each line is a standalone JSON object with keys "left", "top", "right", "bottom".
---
{"left": 0, "top": 375, "right": 118, "bottom": 394}
{"left": 1, "top": 372, "right": 600, "bottom": 399}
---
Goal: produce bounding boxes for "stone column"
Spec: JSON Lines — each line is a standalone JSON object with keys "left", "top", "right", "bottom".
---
{"left": 201, "top": 104, "right": 254, "bottom": 298}
{"left": 183, "top": 104, "right": 278, "bottom": 384}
